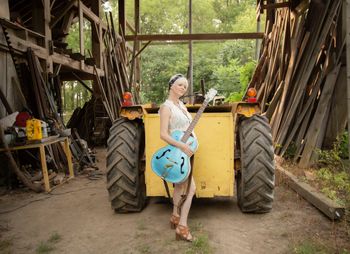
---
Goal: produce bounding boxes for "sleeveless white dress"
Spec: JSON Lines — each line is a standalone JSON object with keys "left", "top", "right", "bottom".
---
{"left": 162, "top": 99, "right": 192, "bottom": 133}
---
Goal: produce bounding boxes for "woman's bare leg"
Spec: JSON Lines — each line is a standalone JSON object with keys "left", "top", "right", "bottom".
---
{"left": 178, "top": 177, "right": 196, "bottom": 227}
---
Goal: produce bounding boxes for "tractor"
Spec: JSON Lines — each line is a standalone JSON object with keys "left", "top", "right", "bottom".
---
{"left": 106, "top": 89, "right": 275, "bottom": 213}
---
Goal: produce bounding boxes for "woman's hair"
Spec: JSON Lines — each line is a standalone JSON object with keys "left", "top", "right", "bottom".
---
{"left": 168, "top": 74, "right": 185, "bottom": 90}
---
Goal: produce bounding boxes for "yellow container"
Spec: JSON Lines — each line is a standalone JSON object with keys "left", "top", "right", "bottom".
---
{"left": 26, "top": 119, "right": 43, "bottom": 140}
{"left": 143, "top": 106, "right": 235, "bottom": 198}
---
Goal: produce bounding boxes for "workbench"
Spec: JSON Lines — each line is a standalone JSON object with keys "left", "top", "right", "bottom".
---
{"left": 0, "top": 136, "right": 74, "bottom": 192}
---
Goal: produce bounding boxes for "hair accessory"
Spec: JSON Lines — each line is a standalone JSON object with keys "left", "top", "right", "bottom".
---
{"left": 168, "top": 74, "right": 184, "bottom": 86}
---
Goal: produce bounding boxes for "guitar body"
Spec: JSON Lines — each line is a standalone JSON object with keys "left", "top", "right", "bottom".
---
{"left": 151, "top": 130, "right": 198, "bottom": 184}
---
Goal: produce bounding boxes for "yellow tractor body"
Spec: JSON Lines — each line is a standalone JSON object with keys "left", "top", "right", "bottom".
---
{"left": 143, "top": 107, "right": 235, "bottom": 197}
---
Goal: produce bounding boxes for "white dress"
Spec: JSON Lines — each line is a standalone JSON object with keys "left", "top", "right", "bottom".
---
{"left": 161, "top": 99, "right": 194, "bottom": 135}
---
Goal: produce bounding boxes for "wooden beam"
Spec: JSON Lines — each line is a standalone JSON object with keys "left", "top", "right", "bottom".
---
{"left": 261, "top": 2, "right": 290, "bottom": 10}
{"left": 276, "top": 162, "right": 344, "bottom": 220}
{"left": 125, "top": 32, "right": 264, "bottom": 41}
{"left": 81, "top": 3, "right": 102, "bottom": 25}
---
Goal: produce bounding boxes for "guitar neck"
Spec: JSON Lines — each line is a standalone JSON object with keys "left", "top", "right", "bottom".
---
{"left": 180, "top": 100, "right": 209, "bottom": 143}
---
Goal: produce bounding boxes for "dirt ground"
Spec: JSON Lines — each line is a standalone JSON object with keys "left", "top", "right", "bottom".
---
{"left": 0, "top": 148, "right": 349, "bottom": 254}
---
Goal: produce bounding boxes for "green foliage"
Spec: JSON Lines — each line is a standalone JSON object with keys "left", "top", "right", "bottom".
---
{"left": 36, "top": 232, "right": 62, "bottom": 254}
{"left": 315, "top": 168, "right": 350, "bottom": 205}
{"left": 186, "top": 235, "right": 212, "bottom": 254}
{"left": 36, "top": 242, "right": 54, "bottom": 254}
{"left": 239, "top": 60, "right": 256, "bottom": 87}
{"left": 292, "top": 239, "right": 350, "bottom": 254}
{"left": 225, "top": 91, "right": 243, "bottom": 102}
{"left": 224, "top": 60, "right": 256, "bottom": 102}
{"left": 212, "top": 0, "right": 256, "bottom": 32}
{"left": 292, "top": 240, "right": 329, "bottom": 254}
{"left": 66, "top": 19, "right": 92, "bottom": 55}
{"left": 339, "top": 132, "right": 349, "bottom": 159}
{"left": 141, "top": 45, "right": 188, "bottom": 104}
{"left": 283, "top": 142, "right": 297, "bottom": 159}
{"left": 316, "top": 139, "right": 345, "bottom": 172}
{"left": 62, "top": 81, "right": 92, "bottom": 123}
{"left": 212, "top": 58, "right": 241, "bottom": 96}
{"left": 48, "top": 232, "right": 61, "bottom": 244}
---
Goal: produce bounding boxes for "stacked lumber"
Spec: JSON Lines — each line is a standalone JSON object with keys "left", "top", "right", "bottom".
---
{"left": 98, "top": 12, "right": 138, "bottom": 122}
{"left": 249, "top": 0, "right": 346, "bottom": 167}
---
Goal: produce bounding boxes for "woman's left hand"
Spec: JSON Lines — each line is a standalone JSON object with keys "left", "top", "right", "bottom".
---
{"left": 179, "top": 143, "right": 194, "bottom": 157}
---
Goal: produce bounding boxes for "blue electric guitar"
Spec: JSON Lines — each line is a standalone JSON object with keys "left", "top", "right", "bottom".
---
{"left": 151, "top": 88, "right": 217, "bottom": 183}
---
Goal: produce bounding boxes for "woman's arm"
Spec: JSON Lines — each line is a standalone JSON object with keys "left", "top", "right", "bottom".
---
{"left": 159, "top": 105, "right": 193, "bottom": 157}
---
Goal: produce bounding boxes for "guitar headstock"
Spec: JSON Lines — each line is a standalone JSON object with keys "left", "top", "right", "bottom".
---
{"left": 204, "top": 88, "right": 218, "bottom": 103}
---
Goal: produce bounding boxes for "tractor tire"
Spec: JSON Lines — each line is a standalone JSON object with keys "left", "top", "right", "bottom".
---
{"left": 106, "top": 118, "right": 146, "bottom": 213}
{"left": 237, "top": 114, "right": 275, "bottom": 213}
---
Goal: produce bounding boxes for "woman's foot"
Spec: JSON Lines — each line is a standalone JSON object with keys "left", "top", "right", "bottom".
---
{"left": 175, "top": 225, "right": 193, "bottom": 242}
{"left": 170, "top": 214, "right": 180, "bottom": 229}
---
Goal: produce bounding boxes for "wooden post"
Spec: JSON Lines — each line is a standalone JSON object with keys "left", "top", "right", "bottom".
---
{"left": 255, "top": 13, "right": 261, "bottom": 60}
{"left": 346, "top": 0, "right": 350, "bottom": 160}
{"left": 44, "top": 0, "right": 53, "bottom": 73}
{"left": 188, "top": 0, "right": 193, "bottom": 104}
{"left": 78, "top": 0, "right": 84, "bottom": 57}
{"left": 135, "top": 0, "right": 141, "bottom": 89}
{"left": 118, "top": 0, "right": 126, "bottom": 37}
{"left": 91, "top": 0, "right": 102, "bottom": 68}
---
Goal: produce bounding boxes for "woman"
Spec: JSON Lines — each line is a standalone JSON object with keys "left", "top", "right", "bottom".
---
{"left": 159, "top": 74, "right": 196, "bottom": 242}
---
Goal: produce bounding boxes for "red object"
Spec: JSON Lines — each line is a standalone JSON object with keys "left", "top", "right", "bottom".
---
{"left": 122, "top": 92, "right": 133, "bottom": 106}
{"left": 247, "top": 88, "right": 257, "bottom": 97}
{"left": 123, "top": 92, "right": 132, "bottom": 100}
{"left": 16, "top": 112, "right": 31, "bottom": 127}
{"left": 247, "top": 97, "right": 257, "bottom": 103}
{"left": 122, "top": 100, "right": 133, "bottom": 106}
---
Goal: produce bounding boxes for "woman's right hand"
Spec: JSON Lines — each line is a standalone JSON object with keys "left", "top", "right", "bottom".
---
{"left": 179, "top": 143, "right": 194, "bottom": 157}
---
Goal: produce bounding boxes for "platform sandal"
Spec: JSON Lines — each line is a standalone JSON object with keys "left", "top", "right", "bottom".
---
{"left": 175, "top": 225, "right": 193, "bottom": 242}
{"left": 170, "top": 214, "right": 180, "bottom": 229}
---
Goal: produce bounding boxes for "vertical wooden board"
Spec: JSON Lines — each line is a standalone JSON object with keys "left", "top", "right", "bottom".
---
{"left": 299, "top": 64, "right": 341, "bottom": 168}
{"left": 346, "top": 0, "right": 350, "bottom": 160}
{"left": 323, "top": 67, "right": 348, "bottom": 148}
{"left": 0, "top": 51, "right": 6, "bottom": 117}
{"left": 0, "top": 0, "right": 9, "bottom": 19}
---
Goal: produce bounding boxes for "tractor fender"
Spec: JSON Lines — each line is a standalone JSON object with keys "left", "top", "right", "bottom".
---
{"left": 232, "top": 102, "right": 261, "bottom": 118}
{"left": 120, "top": 105, "right": 144, "bottom": 120}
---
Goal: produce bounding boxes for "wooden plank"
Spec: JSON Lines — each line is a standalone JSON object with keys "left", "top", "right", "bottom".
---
{"left": 346, "top": 0, "right": 350, "bottom": 160}
{"left": 299, "top": 64, "right": 341, "bottom": 168}
{"left": 323, "top": 67, "right": 348, "bottom": 147}
{"left": 279, "top": 71, "right": 324, "bottom": 156}
{"left": 276, "top": 163, "right": 344, "bottom": 220}
{"left": 125, "top": 32, "right": 264, "bottom": 41}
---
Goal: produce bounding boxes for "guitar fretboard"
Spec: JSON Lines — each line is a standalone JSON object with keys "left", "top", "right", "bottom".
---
{"left": 180, "top": 100, "right": 209, "bottom": 143}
